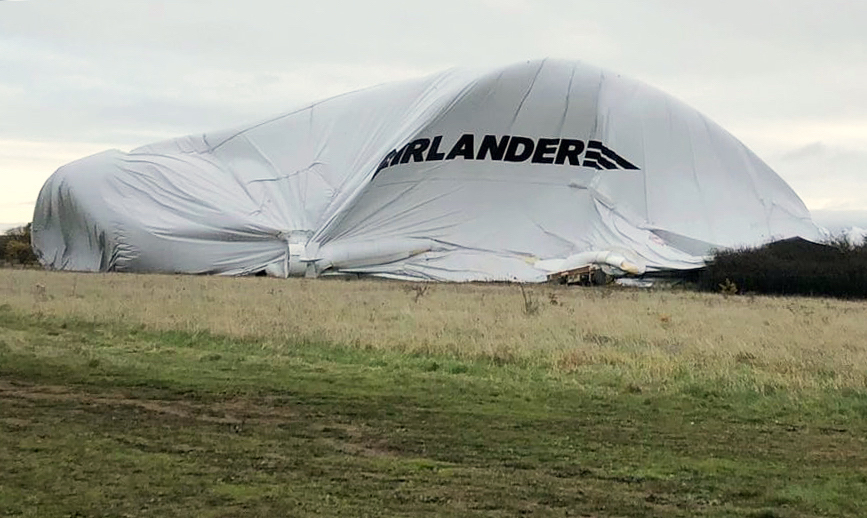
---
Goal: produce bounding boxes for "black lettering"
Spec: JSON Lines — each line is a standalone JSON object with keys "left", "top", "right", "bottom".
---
{"left": 555, "top": 139, "right": 585, "bottom": 165}
{"left": 426, "top": 136, "right": 446, "bottom": 161}
{"left": 390, "top": 142, "right": 410, "bottom": 167}
{"left": 446, "top": 134, "right": 475, "bottom": 160}
{"left": 400, "top": 138, "right": 431, "bottom": 164}
{"left": 504, "top": 136, "right": 535, "bottom": 162}
{"left": 476, "top": 135, "right": 510, "bottom": 160}
{"left": 531, "top": 138, "right": 560, "bottom": 164}
{"left": 376, "top": 149, "right": 397, "bottom": 174}
{"left": 377, "top": 136, "right": 634, "bottom": 175}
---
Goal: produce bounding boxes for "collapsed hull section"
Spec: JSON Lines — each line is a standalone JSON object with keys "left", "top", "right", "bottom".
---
{"left": 32, "top": 59, "right": 820, "bottom": 281}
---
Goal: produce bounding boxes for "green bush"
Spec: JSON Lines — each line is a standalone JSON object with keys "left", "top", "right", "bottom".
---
{"left": 1, "top": 224, "right": 38, "bottom": 265}
{"left": 700, "top": 237, "right": 867, "bottom": 299}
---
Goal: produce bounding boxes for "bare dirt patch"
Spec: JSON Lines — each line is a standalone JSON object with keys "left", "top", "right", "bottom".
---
{"left": 0, "top": 379, "right": 293, "bottom": 426}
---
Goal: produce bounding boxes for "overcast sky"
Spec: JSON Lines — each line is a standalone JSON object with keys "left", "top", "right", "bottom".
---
{"left": 1, "top": 0, "right": 865, "bottom": 229}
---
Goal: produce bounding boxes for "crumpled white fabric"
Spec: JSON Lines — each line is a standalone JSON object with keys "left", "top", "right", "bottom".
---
{"left": 32, "top": 59, "right": 820, "bottom": 281}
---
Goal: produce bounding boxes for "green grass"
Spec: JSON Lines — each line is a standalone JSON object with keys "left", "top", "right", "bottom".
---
{"left": 2, "top": 306, "right": 867, "bottom": 517}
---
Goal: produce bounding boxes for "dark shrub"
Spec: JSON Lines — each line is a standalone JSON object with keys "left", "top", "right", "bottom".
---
{"left": 1, "top": 224, "right": 38, "bottom": 266}
{"left": 699, "top": 237, "right": 867, "bottom": 299}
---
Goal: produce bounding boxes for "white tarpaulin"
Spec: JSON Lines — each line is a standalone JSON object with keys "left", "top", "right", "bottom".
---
{"left": 32, "top": 59, "right": 821, "bottom": 281}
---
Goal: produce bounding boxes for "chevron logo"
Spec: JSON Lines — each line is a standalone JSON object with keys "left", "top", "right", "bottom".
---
{"left": 582, "top": 140, "right": 639, "bottom": 170}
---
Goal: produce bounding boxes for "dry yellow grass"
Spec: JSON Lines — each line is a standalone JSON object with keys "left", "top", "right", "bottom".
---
{"left": 2, "top": 269, "right": 867, "bottom": 392}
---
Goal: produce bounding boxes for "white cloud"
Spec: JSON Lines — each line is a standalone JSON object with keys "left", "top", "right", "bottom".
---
{"left": 767, "top": 142, "right": 867, "bottom": 211}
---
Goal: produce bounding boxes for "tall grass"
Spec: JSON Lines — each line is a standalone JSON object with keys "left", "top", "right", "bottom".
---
{"left": 3, "top": 269, "right": 867, "bottom": 394}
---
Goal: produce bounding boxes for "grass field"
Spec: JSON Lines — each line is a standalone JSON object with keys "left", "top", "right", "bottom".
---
{"left": 2, "top": 269, "right": 867, "bottom": 516}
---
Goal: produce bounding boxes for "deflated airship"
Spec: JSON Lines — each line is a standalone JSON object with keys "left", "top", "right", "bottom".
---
{"left": 32, "top": 59, "right": 820, "bottom": 281}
